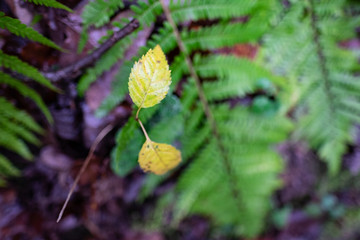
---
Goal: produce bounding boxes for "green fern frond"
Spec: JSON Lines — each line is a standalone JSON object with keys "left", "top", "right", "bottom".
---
{"left": 0, "top": 129, "right": 33, "bottom": 160}
{"left": 0, "top": 97, "right": 45, "bottom": 181}
{"left": 0, "top": 72, "right": 52, "bottom": 122}
{"left": 183, "top": 104, "right": 204, "bottom": 134}
{"left": 193, "top": 55, "right": 283, "bottom": 101}
{"left": 195, "top": 55, "right": 280, "bottom": 82}
{"left": 0, "top": 50, "right": 57, "bottom": 91}
{"left": 182, "top": 22, "right": 265, "bottom": 52}
{"left": 169, "top": 0, "right": 258, "bottom": 23}
{"left": 0, "top": 155, "right": 20, "bottom": 177}
{"left": 0, "top": 12, "right": 62, "bottom": 50}
{"left": 78, "top": 0, "right": 126, "bottom": 52}
{"left": 263, "top": 0, "right": 360, "bottom": 174}
{"left": 0, "top": 98, "right": 43, "bottom": 134}
{"left": 182, "top": 125, "right": 210, "bottom": 161}
{"left": 180, "top": 81, "right": 199, "bottom": 112}
{"left": 182, "top": 123, "right": 210, "bottom": 161}
{"left": 175, "top": 139, "right": 220, "bottom": 219}
{"left": 0, "top": 0, "right": 63, "bottom": 185}
{"left": 131, "top": 0, "right": 162, "bottom": 27}
{"left": 82, "top": 0, "right": 124, "bottom": 28}
{"left": 176, "top": 105, "right": 291, "bottom": 237}
{"left": 170, "top": 54, "right": 186, "bottom": 88}
{"left": 146, "top": 23, "right": 178, "bottom": 52}
{"left": 0, "top": 114, "right": 40, "bottom": 146}
{"left": 171, "top": 55, "right": 291, "bottom": 237}
{"left": 0, "top": 97, "right": 44, "bottom": 161}
{"left": 25, "top": 0, "right": 72, "bottom": 12}
{"left": 179, "top": 101, "right": 210, "bottom": 161}
{"left": 132, "top": 0, "right": 277, "bottom": 26}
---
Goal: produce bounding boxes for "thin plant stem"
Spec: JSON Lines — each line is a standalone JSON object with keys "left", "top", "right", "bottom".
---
{"left": 308, "top": 0, "right": 335, "bottom": 114}
{"left": 158, "top": 0, "right": 242, "bottom": 209}
{"left": 137, "top": 118, "right": 150, "bottom": 141}
{"left": 57, "top": 124, "right": 114, "bottom": 223}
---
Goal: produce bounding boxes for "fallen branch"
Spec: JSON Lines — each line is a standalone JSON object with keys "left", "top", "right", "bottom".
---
{"left": 44, "top": 19, "right": 140, "bottom": 82}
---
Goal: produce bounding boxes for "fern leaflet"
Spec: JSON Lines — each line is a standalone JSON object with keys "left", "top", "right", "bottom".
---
{"left": 25, "top": 0, "right": 72, "bottom": 11}
{"left": 0, "top": 72, "right": 52, "bottom": 122}
{"left": 263, "top": 0, "right": 360, "bottom": 174}
{"left": 0, "top": 50, "right": 57, "bottom": 92}
{"left": 0, "top": 155, "right": 20, "bottom": 177}
{"left": 0, "top": 12, "right": 62, "bottom": 50}
{"left": 82, "top": 0, "right": 124, "bottom": 28}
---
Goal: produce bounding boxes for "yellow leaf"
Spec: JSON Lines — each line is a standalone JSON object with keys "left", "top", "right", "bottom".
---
{"left": 138, "top": 139, "right": 181, "bottom": 175}
{"left": 128, "top": 45, "right": 171, "bottom": 109}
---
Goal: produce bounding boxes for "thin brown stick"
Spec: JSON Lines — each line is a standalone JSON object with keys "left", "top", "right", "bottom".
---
{"left": 56, "top": 124, "right": 114, "bottom": 223}
{"left": 44, "top": 19, "right": 140, "bottom": 82}
{"left": 158, "top": 0, "right": 242, "bottom": 208}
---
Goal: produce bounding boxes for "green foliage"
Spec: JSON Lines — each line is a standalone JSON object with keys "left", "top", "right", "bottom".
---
{"left": 169, "top": 0, "right": 258, "bottom": 23}
{"left": 111, "top": 95, "right": 183, "bottom": 176}
{"left": 0, "top": 72, "right": 52, "bottom": 122}
{"left": 174, "top": 53, "right": 292, "bottom": 236}
{"left": 76, "top": 0, "right": 360, "bottom": 237}
{"left": 111, "top": 118, "right": 143, "bottom": 176}
{"left": 78, "top": 0, "right": 124, "bottom": 52}
{"left": 0, "top": 50, "right": 57, "bottom": 92}
{"left": 0, "top": 155, "right": 20, "bottom": 178}
{"left": 195, "top": 55, "right": 284, "bottom": 101}
{"left": 0, "top": 12, "right": 62, "bottom": 51}
{"left": 262, "top": 0, "right": 360, "bottom": 175}
{"left": 85, "top": 0, "right": 289, "bottom": 237}
{"left": 82, "top": 0, "right": 279, "bottom": 116}
{"left": 130, "top": 0, "right": 162, "bottom": 27}
{"left": 0, "top": 97, "right": 43, "bottom": 170}
{"left": 98, "top": 11, "right": 276, "bottom": 116}
{"left": 0, "top": 12, "right": 57, "bottom": 184}
{"left": 82, "top": 0, "right": 124, "bottom": 28}
{"left": 177, "top": 105, "right": 291, "bottom": 236}
{"left": 24, "top": 0, "right": 72, "bottom": 12}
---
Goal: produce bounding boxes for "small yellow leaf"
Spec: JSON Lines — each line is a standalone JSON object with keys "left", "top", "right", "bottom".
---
{"left": 128, "top": 45, "right": 171, "bottom": 109}
{"left": 138, "top": 139, "right": 181, "bottom": 175}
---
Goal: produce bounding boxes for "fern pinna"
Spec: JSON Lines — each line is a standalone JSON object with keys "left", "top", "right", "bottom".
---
{"left": 262, "top": 0, "right": 360, "bottom": 175}
{"left": 79, "top": 0, "right": 292, "bottom": 237}
{"left": 0, "top": 1, "right": 70, "bottom": 184}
